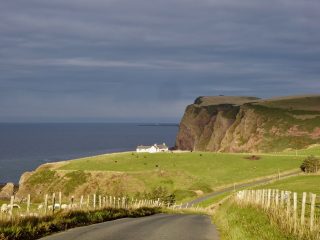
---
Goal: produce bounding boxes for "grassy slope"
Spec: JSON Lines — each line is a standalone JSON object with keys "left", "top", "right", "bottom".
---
{"left": 54, "top": 152, "right": 303, "bottom": 202}
{"left": 213, "top": 200, "right": 297, "bottom": 240}
{"left": 257, "top": 95, "right": 320, "bottom": 111}
{"left": 255, "top": 175, "right": 320, "bottom": 195}
{"left": 286, "top": 145, "right": 320, "bottom": 156}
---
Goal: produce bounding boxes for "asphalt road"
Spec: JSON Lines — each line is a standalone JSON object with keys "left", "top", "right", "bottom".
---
{"left": 40, "top": 214, "right": 219, "bottom": 240}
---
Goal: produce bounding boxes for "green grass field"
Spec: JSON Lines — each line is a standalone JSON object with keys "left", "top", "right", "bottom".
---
{"left": 287, "top": 146, "right": 320, "bottom": 156}
{"left": 256, "top": 175, "right": 320, "bottom": 195}
{"left": 55, "top": 151, "right": 304, "bottom": 202}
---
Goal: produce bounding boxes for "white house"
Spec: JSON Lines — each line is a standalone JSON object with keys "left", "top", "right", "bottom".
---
{"left": 136, "top": 143, "right": 169, "bottom": 153}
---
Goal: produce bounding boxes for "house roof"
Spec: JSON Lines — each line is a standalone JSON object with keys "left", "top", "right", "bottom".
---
{"left": 136, "top": 145, "right": 152, "bottom": 150}
{"left": 156, "top": 143, "right": 168, "bottom": 149}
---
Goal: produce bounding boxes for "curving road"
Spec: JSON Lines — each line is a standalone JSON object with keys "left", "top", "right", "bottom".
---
{"left": 40, "top": 214, "right": 219, "bottom": 240}
{"left": 183, "top": 170, "right": 301, "bottom": 207}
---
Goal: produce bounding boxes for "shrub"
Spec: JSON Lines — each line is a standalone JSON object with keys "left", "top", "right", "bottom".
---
{"left": 300, "top": 155, "right": 320, "bottom": 173}
{"left": 135, "top": 186, "right": 176, "bottom": 206}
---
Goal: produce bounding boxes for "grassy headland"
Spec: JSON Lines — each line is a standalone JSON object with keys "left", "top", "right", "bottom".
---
{"left": 16, "top": 151, "right": 304, "bottom": 203}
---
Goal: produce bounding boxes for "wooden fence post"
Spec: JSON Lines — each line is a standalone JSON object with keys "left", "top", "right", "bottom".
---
{"left": 93, "top": 194, "right": 96, "bottom": 209}
{"left": 52, "top": 193, "right": 56, "bottom": 214}
{"left": 310, "top": 194, "right": 316, "bottom": 231}
{"left": 59, "top": 192, "right": 62, "bottom": 207}
{"left": 99, "top": 195, "right": 102, "bottom": 209}
{"left": 87, "top": 195, "right": 90, "bottom": 209}
{"left": 80, "top": 195, "right": 83, "bottom": 209}
{"left": 27, "top": 194, "right": 31, "bottom": 214}
{"left": 275, "top": 189, "right": 279, "bottom": 207}
{"left": 293, "top": 192, "right": 297, "bottom": 233}
{"left": 267, "top": 189, "right": 271, "bottom": 209}
{"left": 44, "top": 194, "right": 48, "bottom": 215}
{"left": 286, "top": 192, "right": 291, "bottom": 218}
{"left": 9, "top": 195, "right": 14, "bottom": 217}
{"left": 280, "top": 190, "right": 284, "bottom": 207}
{"left": 71, "top": 196, "right": 74, "bottom": 209}
{"left": 262, "top": 189, "right": 265, "bottom": 207}
{"left": 300, "top": 192, "right": 306, "bottom": 226}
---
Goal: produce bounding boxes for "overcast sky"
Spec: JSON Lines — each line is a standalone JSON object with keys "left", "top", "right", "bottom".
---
{"left": 1, "top": 0, "right": 319, "bottom": 122}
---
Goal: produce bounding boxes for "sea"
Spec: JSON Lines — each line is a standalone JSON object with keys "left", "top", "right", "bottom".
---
{"left": 0, "top": 123, "right": 179, "bottom": 184}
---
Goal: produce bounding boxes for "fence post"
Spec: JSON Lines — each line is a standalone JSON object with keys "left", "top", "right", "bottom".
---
{"left": 27, "top": 194, "right": 31, "bottom": 214}
{"left": 93, "top": 194, "right": 96, "bottom": 209}
{"left": 293, "top": 192, "right": 297, "bottom": 233}
{"left": 71, "top": 196, "right": 74, "bottom": 209}
{"left": 280, "top": 190, "right": 284, "bottom": 207}
{"left": 44, "top": 194, "right": 48, "bottom": 215}
{"left": 267, "top": 189, "right": 271, "bottom": 209}
{"left": 80, "top": 195, "right": 83, "bottom": 209}
{"left": 99, "top": 195, "right": 102, "bottom": 209}
{"left": 87, "top": 195, "right": 90, "bottom": 209}
{"left": 310, "top": 194, "right": 316, "bottom": 231}
{"left": 286, "top": 191, "right": 291, "bottom": 218}
{"left": 301, "top": 192, "right": 306, "bottom": 225}
{"left": 52, "top": 193, "right": 56, "bottom": 214}
{"left": 275, "top": 189, "right": 279, "bottom": 207}
{"left": 262, "top": 189, "right": 265, "bottom": 207}
{"left": 59, "top": 192, "right": 62, "bottom": 207}
{"left": 9, "top": 195, "right": 14, "bottom": 217}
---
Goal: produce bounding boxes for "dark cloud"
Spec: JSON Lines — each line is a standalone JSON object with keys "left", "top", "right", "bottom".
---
{"left": 0, "top": 0, "right": 319, "bottom": 122}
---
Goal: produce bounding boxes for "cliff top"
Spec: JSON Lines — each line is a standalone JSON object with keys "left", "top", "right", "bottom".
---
{"left": 194, "top": 96, "right": 259, "bottom": 106}
{"left": 255, "top": 95, "right": 320, "bottom": 111}
{"left": 194, "top": 94, "right": 320, "bottom": 111}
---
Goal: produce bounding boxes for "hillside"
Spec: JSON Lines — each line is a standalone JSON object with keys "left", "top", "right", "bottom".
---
{"left": 15, "top": 152, "right": 303, "bottom": 202}
{"left": 176, "top": 95, "right": 320, "bottom": 152}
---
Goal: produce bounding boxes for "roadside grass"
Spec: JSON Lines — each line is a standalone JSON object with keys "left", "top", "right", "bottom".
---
{"left": 55, "top": 152, "right": 303, "bottom": 202}
{"left": 213, "top": 200, "right": 298, "bottom": 240}
{"left": 0, "top": 207, "right": 159, "bottom": 240}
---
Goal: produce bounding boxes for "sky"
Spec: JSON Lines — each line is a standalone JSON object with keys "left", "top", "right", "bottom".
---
{"left": 1, "top": 0, "right": 319, "bottom": 123}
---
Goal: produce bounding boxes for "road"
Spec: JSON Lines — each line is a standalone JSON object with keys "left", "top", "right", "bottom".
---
{"left": 40, "top": 214, "right": 219, "bottom": 240}
{"left": 184, "top": 170, "right": 301, "bottom": 207}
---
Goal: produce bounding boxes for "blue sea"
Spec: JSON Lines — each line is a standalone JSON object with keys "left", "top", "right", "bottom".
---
{"left": 0, "top": 123, "right": 178, "bottom": 183}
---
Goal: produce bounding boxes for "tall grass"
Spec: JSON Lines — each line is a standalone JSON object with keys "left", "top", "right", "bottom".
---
{"left": 0, "top": 207, "right": 160, "bottom": 240}
{"left": 235, "top": 189, "right": 320, "bottom": 240}
{"left": 213, "top": 200, "right": 297, "bottom": 240}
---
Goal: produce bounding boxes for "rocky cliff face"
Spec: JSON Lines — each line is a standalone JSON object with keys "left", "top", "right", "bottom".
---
{"left": 176, "top": 95, "right": 320, "bottom": 152}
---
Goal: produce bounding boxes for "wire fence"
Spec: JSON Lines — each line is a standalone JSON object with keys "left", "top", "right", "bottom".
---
{"left": 0, "top": 192, "right": 165, "bottom": 222}
{"left": 235, "top": 189, "right": 320, "bottom": 239}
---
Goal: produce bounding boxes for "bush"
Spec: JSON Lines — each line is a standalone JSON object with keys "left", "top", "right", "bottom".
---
{"left": 300, "top": 155, "right": 320, "bottom": 173}
{"left": 135, "top": 186, "right": 176, "bottom": 206}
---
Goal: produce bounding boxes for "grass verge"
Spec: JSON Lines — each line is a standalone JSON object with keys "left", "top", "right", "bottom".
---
{"left": 212, "top": 200, "right": 298, "bottom": 240}
{"left": 0, "top": 207, "right": 160, "bottom": 240}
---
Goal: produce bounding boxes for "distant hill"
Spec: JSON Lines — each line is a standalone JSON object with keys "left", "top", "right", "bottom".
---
{"left": 176, "top": 95, "right": 320, "bottom": 152}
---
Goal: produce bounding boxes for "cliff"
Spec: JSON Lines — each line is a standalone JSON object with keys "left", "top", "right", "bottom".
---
{"left": 176, "top": 95, "right": 320, "bottom": 152}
